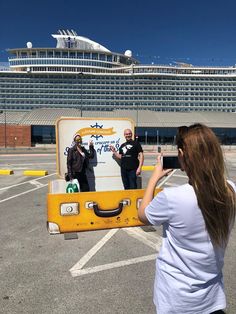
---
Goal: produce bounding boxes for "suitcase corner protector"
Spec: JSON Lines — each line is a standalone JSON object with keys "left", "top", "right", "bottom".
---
{"left": 47, "top": 222, "right": 60, "bottom": 234}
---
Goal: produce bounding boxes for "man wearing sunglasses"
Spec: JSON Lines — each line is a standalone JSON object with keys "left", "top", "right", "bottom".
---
{"left": 110, "top": 129, "right": 144, "bottom": 189}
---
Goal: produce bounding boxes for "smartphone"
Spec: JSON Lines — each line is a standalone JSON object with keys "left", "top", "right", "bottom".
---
{"left": 162, "top": 156, "right": 180, "bottom": 169}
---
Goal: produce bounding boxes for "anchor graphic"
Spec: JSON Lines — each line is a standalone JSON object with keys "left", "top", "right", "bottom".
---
{"left": 90, "top": 122, "right": 104, "bottom": 140}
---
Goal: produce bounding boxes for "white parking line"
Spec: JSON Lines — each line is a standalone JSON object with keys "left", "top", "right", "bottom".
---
{"left": 0, "top": 172, "right": 56, "bottom": 191}
{"left": 70, "top": 227, "right": 162, "bottom": 278}
{"left": 30, "top": 180, "right": 45, "bottom": 188}
{"left": 157, "top": 169, "right": 177, "bottom": 188}
{"left": 0, "top": 154, "right": 55, "bottom": 157}
{"left": 70, "top": 254, "right": 157, "bottom": 277}
{"left": 0, "top": 184, "right": 48, "bottom": 204}
{"left": 27, "top": 227, "right": 40, "bottom": 233}
{"left": 164, "top": 182, "right": 179, "bottom": 186}
{"left": 69, "top": 174, "right": 176, "bottom": 278}
{"left": 173, "top": 174, "right": 188, "bottom": 178}
{"left": 8, "top": 167, "right": 29, "bottom": 170}
{"left": 124, "top": 227, "right": 162, "bottom": 250}
{"left": 1, "top": 162, "right": 56, "bottom": 166}
{"left": 70, "top": 229, "right": 119, "bottom": 274}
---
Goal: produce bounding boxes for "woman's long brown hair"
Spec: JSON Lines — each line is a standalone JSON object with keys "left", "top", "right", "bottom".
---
{"left": 176, "top": 124, "right": 236, "bottom": 247}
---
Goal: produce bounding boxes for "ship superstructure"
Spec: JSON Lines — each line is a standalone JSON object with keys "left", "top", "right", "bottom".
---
{"left": 1, "top": 29, "right": 236, "bottom": 112}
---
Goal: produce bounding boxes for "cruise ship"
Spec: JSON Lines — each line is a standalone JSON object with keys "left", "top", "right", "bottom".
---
{"left": 1, "top": 29, "right": 236, "bottom": 113}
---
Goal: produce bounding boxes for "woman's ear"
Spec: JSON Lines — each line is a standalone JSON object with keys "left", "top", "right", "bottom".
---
{"left": 178, "top": 148, "right": 184, "bottom": 157}
{"left": 178, "top": 148, "right": 185, "bottom": 171}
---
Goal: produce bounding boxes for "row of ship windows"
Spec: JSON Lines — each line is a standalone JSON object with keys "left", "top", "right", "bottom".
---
{"left": 11, "top": 67, "right": 128, "bottom": 74}
{"left": 32, "top": 66, "right": 236, "bottom": 75}
{"left": 2, "top": 78, "right": 236, "bottom": 86}
{"left": 2, "top": 90, "right": 236, "bottom": 97}
{"left": 2, "top": 75, "right": 236, "bottom": 83}
{"left": 4, "top": 101, "right": 235, "bottom": 110}
{"left": 2, "top": 72, "right": 236, "bottom": 81}
{"left": 134, "top": 69, "right": 236, "bottom": 75}
{"left": 2, "top": 96, "right": 236, "bottom": 102}
{"left": 2, "top": 88, "right": 236, "bottom": 97}
{"left": 1, "top": 83, "right": 236, "bottom": 89}
{"left": 12, "top": 53, "right": 134, "bottom": 66}
{"left": 28, "top": 68, "right": 131, "bottom": 74}
{"left": 10, "top": 60, "right": 120, "bottom": 68}
{"left": 2, "top": 86, "right": 236, "bottom": 93}
{"left": 11, "top": 67, "right": 236, "bottom": 76}
{"left": 11, "top": 53, "right": 115, "bottom": 62}
{"left": 6, "top": 107, "right": 234, "bottom": 114}
{"left": 23, "top": 67, "right": 236, "bottom": 76}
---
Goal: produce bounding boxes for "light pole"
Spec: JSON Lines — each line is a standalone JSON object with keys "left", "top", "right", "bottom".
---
{"left": 4, "top": 109, "right": 6, "bottom": 148}
{"left": 156, "top": 130, "right": 159, "bottom": 146}
{"left": 135, "top": 78, "right": 139, "bottom": 138}
{"left": 79, "top": 72, "right": 84, "bottom": 117}
{"left": 131, "top": 72, "right": 139, "bottom": 132}
{"left": 1, "top": 99, "right": 7, "bottom": 148}
{"left": 136, "top": 103, "right": 138, "bottom": 127}
{"left": 145, "top": 130, "right": 148, "bottom": 145}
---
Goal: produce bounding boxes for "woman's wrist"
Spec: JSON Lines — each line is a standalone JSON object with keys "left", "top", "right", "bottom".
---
{"left": 148, "top": 176, "right": 160, "bottom": 187}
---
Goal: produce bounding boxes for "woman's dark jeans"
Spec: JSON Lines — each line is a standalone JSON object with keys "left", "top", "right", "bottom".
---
{"left": 74, "top": 171, "right": 90, "bottom": 192}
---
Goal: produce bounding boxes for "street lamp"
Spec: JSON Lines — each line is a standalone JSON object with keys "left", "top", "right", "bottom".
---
{"left": 131, "top": 72, "right": 138, "bottom": 126}
{"left": 0, "top": 99, "right": 6, "bottom": 148}
{"left": 4, "top": 109, "right": 6, "bottom": 148}
{"left": 136, "top": 103, "right": 139, "bottom": 127}
{"left": 78, "top": 72, "right": 84, "bottom": 117}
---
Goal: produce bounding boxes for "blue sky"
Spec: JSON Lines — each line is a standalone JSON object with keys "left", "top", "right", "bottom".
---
{"left": 1, "top": 0, "right": 236, "bottom": 66}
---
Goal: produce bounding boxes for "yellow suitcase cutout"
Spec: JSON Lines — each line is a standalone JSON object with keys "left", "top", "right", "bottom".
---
{"left": 47, "top": 117, "right": 158, "bottom": 234}
{"left": 47, "top": 181, "right": 161, "bottom": 234}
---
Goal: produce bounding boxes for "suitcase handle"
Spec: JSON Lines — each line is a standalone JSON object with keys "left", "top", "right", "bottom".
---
{"left": 89, "top": 200, "right": 129, "bottom": 217}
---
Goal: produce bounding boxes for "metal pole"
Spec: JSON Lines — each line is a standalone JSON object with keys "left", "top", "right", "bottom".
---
{"left": 134, "top": 77, "right": 138, "bottom": 127}
{"left": 79, "top": 72, "right": 83, "bottom": 117}
{"left": 173, "top": 135, "right": 176, "bottom": 145}
{"left": 136, "top": 103, "right": 138, "bottom": 127}
{"left": 4, "top": 108, "right": 6, "bottom": 148}
{"left": 80, "top": 79, "right": 83, "bottom": 117}
{"left": 156, "top": 129, "right": 159, "bottom": 146}
{"left": 131, "top": 71, "right": 138, "bottom": 127}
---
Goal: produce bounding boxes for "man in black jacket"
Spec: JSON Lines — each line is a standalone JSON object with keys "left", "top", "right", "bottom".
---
{"left": 110, "top": 129, "right": 144, "bottom": 189}
{"left": 67, "top": 134, "right": 95, "bottom": 192}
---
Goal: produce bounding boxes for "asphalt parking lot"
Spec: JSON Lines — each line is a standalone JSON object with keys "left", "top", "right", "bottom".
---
{"left": 0, "top": 151, "right": 236, "bottom": 314}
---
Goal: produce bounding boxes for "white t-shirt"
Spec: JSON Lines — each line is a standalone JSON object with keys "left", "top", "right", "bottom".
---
{"left": 145, "top": 181, "right": 236, "bottom": 314}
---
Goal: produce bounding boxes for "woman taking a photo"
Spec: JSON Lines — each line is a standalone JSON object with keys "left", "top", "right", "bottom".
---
{"left": 138, "top": 124, "right": 236, "bottom": 314}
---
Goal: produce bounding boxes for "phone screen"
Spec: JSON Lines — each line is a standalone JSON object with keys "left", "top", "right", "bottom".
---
{"left": 162, "top": 156, "right": 180, "bottom": 169}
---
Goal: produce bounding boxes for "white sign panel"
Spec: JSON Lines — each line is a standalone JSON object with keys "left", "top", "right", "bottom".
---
{"left": 56, "top": 117, "right": 134, "bottom": 191}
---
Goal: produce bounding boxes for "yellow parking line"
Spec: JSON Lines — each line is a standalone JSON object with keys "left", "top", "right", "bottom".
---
{"left": 23, "top": 170, "right": 48, "bottom": 176}
{"left": 142, "top": 165, "right": 155, "bottom": 171}
{"left": 0, "top": 169, "right": 14, "bottom": 175}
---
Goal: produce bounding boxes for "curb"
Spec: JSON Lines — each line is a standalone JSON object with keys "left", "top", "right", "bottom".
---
{"left": 23, "top": 170, "right": 48, "bottom": 176}
{"left": 0, "top": 169, "right": 14, "bottom": 175}
{"left": 142, "top": 165, "right": 155, "bottom": 171}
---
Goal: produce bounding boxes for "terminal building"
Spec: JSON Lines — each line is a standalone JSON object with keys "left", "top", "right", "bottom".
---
{"left": 0, "top": 29, "right": 236, "bottom": 146}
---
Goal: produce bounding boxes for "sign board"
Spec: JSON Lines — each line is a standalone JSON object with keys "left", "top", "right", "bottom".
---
{"left": 56, "top": 117, "right": 134, "bottom": 191}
